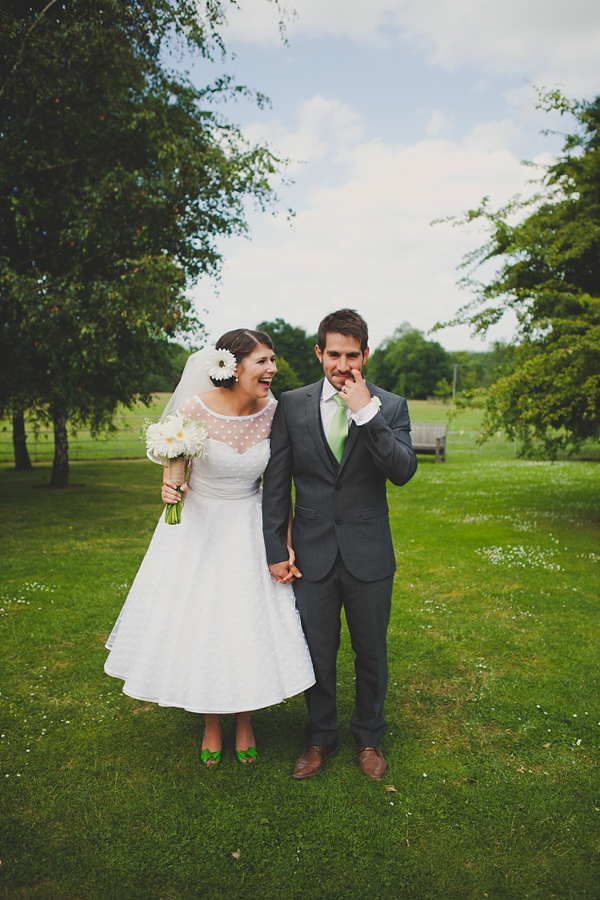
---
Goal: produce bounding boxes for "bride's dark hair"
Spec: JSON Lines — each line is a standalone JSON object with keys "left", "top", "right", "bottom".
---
{"left": 210, "top": 329, "right": 275, "bottom": 389}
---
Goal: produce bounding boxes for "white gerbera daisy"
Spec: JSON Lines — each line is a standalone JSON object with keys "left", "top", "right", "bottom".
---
{"left": 144, "top": 421, "right": 176, "bottom": 459}
{"left": 163, "top": 416, "right": 186, "bottom": 441}
{"left": 182, "top": 419, "right": 208, "bottom": 458}
{"left": 144, "top": 415, "right": 208, "bottom": 460}
{"left": 205, "top": 347, "right": 237, "bottom": 380}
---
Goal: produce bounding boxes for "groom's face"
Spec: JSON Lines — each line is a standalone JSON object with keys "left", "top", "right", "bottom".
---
{"left": 315, "top": 333, "right": 370, "bottom": 392}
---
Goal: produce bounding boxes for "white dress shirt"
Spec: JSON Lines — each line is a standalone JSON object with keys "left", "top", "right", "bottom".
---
{"left": 320, "top": 377, "right": 378, "bottom": 438}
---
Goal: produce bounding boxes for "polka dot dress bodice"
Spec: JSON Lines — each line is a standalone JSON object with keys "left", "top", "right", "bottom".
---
{"left": 179, "top": 395, "right": 276, "bottom": 454}
{"left": 104, "top": 396, "right": 315, "bottom": 714}
{"left": 177, "top": 397, "right": 276, "bottom": 498}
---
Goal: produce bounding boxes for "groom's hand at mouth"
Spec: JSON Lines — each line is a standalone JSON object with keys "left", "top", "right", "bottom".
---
{"left": 339, "top": 368, "right": 371, "bottom": 413}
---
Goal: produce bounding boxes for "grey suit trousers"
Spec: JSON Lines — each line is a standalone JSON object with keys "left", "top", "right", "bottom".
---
{"left": 293, "top": 553, "right": 394, "bottom": 747}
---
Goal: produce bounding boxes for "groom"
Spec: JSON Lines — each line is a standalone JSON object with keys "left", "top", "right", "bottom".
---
{"left": 262, "top": 309, "right": 417, "bottom": 780}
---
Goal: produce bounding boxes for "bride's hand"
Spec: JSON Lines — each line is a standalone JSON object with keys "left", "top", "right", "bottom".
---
{"left": 161, "top": 478, "right": 188, "bottom": 505}
{"left": 287, "top": 545, "right": 302, "bottom": 580}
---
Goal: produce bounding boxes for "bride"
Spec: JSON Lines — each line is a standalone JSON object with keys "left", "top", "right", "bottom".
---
{"left": 104, "top": 329, "right": 315, "bottom": 766}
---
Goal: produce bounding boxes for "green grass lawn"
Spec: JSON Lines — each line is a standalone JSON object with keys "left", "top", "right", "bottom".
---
{"left": 1, "top": 450, "right": 599, "bottom": 899}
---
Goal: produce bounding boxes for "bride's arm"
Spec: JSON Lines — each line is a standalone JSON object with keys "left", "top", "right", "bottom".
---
{"left": 286, "top": 497, "right": 302, "bottom": 578}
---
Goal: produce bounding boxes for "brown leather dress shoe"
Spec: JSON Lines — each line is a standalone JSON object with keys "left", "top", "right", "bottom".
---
{"left": 357, "top": 745, "right": 387, "bottom": 780}
{"left": 292, "top": 744, "right": 339, "bottom": 780}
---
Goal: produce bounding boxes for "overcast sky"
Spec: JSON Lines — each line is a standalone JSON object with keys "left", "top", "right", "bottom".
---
{"left": 177, "top": 0, "right": 600, "bottom": 352}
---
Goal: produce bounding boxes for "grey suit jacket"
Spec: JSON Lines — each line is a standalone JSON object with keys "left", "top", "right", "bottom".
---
{"left": 262, "top": 379, "right": 417, "bottom": 582}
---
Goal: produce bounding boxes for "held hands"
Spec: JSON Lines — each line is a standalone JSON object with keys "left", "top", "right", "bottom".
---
{"left": 269, "top": 546, "right": 302, "bottom": 584}
{"left": 339, "top": 368, "right": 371, "bottom": 413}
{"left": 161, "top": 477, "right": 188, "bottom": 505}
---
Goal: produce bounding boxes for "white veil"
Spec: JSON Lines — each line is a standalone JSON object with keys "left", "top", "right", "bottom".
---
{"left": 149, "top": 347, "right": 216, "bottom": 465}
{"left": 159, "top": 346, "right": 216, "bottom": 422}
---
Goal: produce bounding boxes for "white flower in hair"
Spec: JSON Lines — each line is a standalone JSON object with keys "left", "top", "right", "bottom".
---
{"left": 205, "top": 346, "right": 237, "bottom": 381}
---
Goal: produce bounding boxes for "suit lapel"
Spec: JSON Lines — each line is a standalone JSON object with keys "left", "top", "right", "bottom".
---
{"left": 306, "top": 380, "right": 337, "bottom": 475}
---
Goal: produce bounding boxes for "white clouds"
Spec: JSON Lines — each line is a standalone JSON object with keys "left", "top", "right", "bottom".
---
{"left": 188, "top": 0, "right": 597, "bottom": 351}
{"left": 461, "top": 119, "right": 523, "bottom": 154}
{"left": 221, "top": 0, "right": 600, "bottom": 94}
{"left": 244, "top": 95, "right": 365, "bottom": 167}
{"left": 220, "top": 0, "right": 399, "bottom": 45}
{"left": 424, "top": 110, "right": 454, "bottom": 138}
{"left": 193, "top": 97, "right": 543, "bottom": 350}
{"left": 394, "top": 0, "right": 600, "bottom": 96}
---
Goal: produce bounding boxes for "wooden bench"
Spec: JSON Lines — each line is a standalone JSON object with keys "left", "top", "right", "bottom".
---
{"left": 411, "top": 423, "right": 447, "bottom": 463}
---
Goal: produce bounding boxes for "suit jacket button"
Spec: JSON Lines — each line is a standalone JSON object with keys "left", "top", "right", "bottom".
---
{"left": 335, "top": 517, "right": 342, "bottom": 525}
{"left": 336, "top": 484, "right": 342, "bottom": 491}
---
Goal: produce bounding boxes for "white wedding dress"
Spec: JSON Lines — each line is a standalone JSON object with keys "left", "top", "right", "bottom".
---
{"left": 104, "top": 397, "right": 315, "bottom": 713}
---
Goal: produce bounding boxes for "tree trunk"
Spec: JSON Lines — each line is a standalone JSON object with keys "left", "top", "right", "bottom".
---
{"left": 50, "top": 411, "right": 69, "bottom": 488}
{"left": 12, "top": 410, "right": 33, "bottom": 471}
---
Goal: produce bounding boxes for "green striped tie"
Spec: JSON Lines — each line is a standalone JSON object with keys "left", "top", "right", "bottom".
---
{"left": 328, "top": 394, "right": 348, "bottom": 463}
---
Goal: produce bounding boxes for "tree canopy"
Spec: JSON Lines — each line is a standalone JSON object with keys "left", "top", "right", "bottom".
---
{"left": 436, "top": 90, "right": 600, "bottom": 457}
{"left": 364, "top": 323, "right": 452, "bottom": 400}
{"left": 0, "top": 1, "right": 281, "bottom": 484}
{"left": 257, "top": 318, "right": 322, "bottom": 386}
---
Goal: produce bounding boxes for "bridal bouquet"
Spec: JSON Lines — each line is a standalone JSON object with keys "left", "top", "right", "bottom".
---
{"left": 144, "top": 414, "right": 208, "bottom": 525}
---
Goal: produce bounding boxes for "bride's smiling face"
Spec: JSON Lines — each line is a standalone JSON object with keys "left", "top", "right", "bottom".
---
{"left": 236, "top": 343, "right": 277, "bottom": 397}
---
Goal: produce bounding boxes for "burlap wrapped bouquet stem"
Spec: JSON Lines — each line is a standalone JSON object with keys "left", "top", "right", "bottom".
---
{"left": 169, "top": 456, "right": 187, "bottom": 487}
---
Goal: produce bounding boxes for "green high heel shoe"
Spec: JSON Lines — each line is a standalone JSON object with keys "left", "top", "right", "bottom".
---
{"left": 200, "top": 747, "right": 222, "bottom": 767}
{"left": 236, "top": 746, "right": 257, "bottom": 764}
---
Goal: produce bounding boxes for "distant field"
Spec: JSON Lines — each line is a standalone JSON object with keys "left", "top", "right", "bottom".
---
{"left": 0, "top": 395, "right": 171, "bottom": 463}
{"left": 0, "top": 396, "right": 501, "bottom": 462}
{"left": 2, "top": 396, "right": 598, "bottom": 462}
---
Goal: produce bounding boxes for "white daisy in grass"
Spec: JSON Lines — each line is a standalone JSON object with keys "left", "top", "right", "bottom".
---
{"left": 205, "top": 347, "right": 237, "bottom": 381}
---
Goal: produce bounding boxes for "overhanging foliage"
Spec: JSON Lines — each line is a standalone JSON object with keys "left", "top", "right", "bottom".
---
{"left": 435, "top": 89, "right": 600, "bottom": 458}
{"left": 0, "top": 0, "right": 282, "bottom": 484}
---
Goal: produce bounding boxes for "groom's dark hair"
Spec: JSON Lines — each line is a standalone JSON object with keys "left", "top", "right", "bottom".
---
{"left": 317, "top": 309, "right": 368, "bottom": 353}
